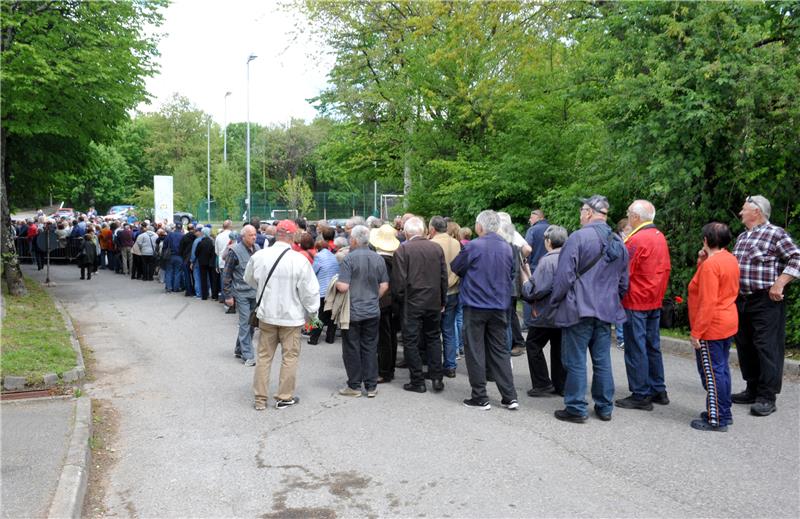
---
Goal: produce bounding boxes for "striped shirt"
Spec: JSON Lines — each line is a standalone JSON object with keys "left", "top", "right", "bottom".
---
{"left": 313, "top": 248, "right": 339, "bottom": 298}
{"left": 733, "top": 222, "right": 800, "bottom": 295}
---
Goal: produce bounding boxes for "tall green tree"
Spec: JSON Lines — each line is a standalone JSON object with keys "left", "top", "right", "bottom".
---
{"left": 1, "top": 0, "right": 166, "bottom": 294}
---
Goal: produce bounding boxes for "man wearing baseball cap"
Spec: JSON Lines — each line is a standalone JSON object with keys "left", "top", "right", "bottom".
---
{"left": 549, "top": 195, "right": 629, "bottom": 423}
{"left": 245, "top": 220, "right": 319, "bottom": 410}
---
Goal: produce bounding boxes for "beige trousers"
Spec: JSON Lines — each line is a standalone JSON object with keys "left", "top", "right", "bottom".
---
{"left": 252, "top": 323, "right": 302, "bottom": 404}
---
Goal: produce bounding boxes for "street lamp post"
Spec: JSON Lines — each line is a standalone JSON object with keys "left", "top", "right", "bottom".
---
{"left": 223, "top": 91, "right": 231, "bottom": 163}
{"left": 207, "top": 118, "right": 211, "bottom": 221}
{"left": 246, "top": 53, "right": 257, "bottom": 221}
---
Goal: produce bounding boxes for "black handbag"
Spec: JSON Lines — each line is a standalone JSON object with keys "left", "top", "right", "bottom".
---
{"left": 249, "top": 248, "right": 290, "bottom": 328}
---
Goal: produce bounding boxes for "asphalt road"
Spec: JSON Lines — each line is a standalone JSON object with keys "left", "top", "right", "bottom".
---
{"left": 27, "top": 264, "right": 800, "bottom": 518}
{"left": 1, "top": 397, "right": 75, "bottom": 518}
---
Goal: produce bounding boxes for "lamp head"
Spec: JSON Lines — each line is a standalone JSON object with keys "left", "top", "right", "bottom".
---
{"left": 247, "top": 54, "right": 257, "bottom": 63}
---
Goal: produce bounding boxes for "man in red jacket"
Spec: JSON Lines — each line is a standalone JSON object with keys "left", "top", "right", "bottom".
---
{"left": 616, "top": 200, "right": 671, "bottom": 411}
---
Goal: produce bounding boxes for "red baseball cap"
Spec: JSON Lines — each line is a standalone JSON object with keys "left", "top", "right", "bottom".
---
{"left": 276, "top": 219, "right": 298, "bottom": 234}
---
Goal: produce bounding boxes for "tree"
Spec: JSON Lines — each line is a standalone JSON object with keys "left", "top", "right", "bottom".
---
{"left": 278, "top": 175, "right": 315, "bottom": 216}
{"left": 1, "top": 0, "right": 165, "bottom": 294}
{"left": 212, "top": 162, "right": 245, "bottom": 219}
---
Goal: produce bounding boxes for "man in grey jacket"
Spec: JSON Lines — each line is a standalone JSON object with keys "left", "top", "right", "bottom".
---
{"left": 550, "top": 195, "right": 629, "bottom": 423}
{"left": 223, "top": 225, "right": 261, "bottom": 366}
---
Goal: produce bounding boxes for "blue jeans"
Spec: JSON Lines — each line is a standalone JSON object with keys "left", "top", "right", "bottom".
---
{"left": 622, "top": 309, "right": 666, "bottom": 398}
{"left": 193, "top": 264, "right": 202, "bottom": 297}
{"left": 615, "top": 323, "right": 624, "bottom": 344}
{"left": 695, "top": 338, "right": 733, "bottom": 426}
{"left": 561, "top": 317, "right": 614, "bottom": 417}
{"left": 165, "top": 255, "right": 183, "bottom": 291}
{"left": 454, "top": 301, "right": 464, "bottom": 352}
{"left": 235, "top": 295, "right": 257, "bottom": 361}
{"left": 441, "top": 293, "right": 459, "bottom": 369}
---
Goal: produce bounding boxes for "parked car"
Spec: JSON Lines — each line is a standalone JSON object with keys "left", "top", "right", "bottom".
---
{"left": 51, "top": 208, "right": 76, "bottom": 220}
{"left": 174, "top": 212, "right": 193, "bottom": 226}
{"left": 104, "top": 205, "right": 135, "bottom": 221}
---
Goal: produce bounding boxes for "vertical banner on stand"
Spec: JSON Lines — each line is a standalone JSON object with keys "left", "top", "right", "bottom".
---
{"left": 154, "top": 175, "right": 174, "bottom": 224}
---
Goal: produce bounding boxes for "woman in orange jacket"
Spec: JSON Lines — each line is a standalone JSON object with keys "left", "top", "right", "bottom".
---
{"left": 688, "top": 222, "right": 740, "bottom": 432}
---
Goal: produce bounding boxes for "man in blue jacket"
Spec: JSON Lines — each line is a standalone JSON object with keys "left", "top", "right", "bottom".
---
{"left": 550, "top": 195, "right": 629, "bottom": 423}
{"left": 451, "top": 210, "right": 519, "bottom": 411}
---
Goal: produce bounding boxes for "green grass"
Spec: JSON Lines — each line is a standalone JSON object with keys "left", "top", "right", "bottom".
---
{"left": 1, "top": 276, "right": 76, "bottom": 385}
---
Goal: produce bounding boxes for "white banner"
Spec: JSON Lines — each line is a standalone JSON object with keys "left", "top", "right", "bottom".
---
{"left": 153, "top": 175, "right": 173, "bottom": 224}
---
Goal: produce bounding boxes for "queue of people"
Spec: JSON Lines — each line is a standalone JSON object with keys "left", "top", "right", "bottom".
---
{"left": 25, "top": 194, "right": 797, "bottom": 433}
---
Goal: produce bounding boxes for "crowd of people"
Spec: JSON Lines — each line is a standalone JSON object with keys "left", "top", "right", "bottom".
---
{"left": 16, "top": 194, "right": 798, "bottom": 431}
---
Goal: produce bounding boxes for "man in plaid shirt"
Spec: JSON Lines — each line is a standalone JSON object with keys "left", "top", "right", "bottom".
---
{"left": 730, "top": 195, "right": 800, "bottom": 417}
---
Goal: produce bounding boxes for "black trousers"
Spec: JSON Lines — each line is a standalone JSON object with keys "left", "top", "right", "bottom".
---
{"left": 525, "top": 326, "right": 565, "bottom": 393}
{"left": 79, "top": 266, "right": 92, "bottom": 280}
{"left": 342, "top": 317, "right": 379, "bottom": 390}
{"left": 735, "top": 290, "right": 786, "bottom": 402}
{"left": 309, "top": 297, "right": 337, "bottom": 344}
{"left": 510, "top": 297, "right": 525, "bottom": 348}
{"left": 377, "top": 306, "right": 397, "bottom": 380}
{"left": 463, "top": 306, "right": 517, "bottom": 402}
{"left": 199, "top": 265, "right": 212, "bottom": 300}
{"left": 131, "top": 255, "right": 142, "bottom": 279}
{"left": 404, "top": 307, "right": 443, "bottom": 384}
{"left": 141, "top": 255, "right": 155, "bottom": 281}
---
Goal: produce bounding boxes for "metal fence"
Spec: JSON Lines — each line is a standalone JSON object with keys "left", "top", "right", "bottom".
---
{"left": 15, "top": 237, "right": 84, "bottom": 264}
{"left": 194, "top": 192, "right": 405, "bottom": 223}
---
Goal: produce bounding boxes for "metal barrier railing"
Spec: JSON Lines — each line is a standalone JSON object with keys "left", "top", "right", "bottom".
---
{"left": 14, "top": 237, "right": 85, "bottom": 264}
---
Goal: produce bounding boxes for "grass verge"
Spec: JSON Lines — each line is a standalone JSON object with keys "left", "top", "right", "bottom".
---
{"left": 1, "top": 276, "right": 76, "bottom": 384}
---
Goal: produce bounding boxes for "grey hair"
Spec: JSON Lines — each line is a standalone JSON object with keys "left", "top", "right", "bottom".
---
{"left": 543, "top": 225, "right": 568, "bottom": 249}
{"left": 499, "top": 222, "right": 515, "bottom": 244}
{"left": 333, "top": 236, "right": 349, "bottom": 250}
{"left": 475, "top": 210, "right": 500, "bottom": 234}
{"left": 629, "top": 200, "right": 656, "bottom": 221}
{"left": 366, "top": 215, "right": 382, "bottom": 228}
{"left": 404, "top": 216, "right": 425, "bottom": 237}
{"left": 746, "top": 195, "right": 771, "bottom": 219}
{"left": 350, "top": 225, "right": 370, "bottom": 246}
{"left": 429, "top": 215, "right": 447, "bottom": 233}
{"left": 347, "top": 216, "right": 366, "bottom": 229}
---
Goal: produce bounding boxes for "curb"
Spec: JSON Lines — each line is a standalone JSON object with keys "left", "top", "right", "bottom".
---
{"left": 660, "top": 336, "right": 800, "bottom": 378}
{"left": 52, "top": 298, "right": 87, "bottom": 383}
{"left": 1, "top": 296, "right": 88, "bottom": 391}
{"left": 47, "top": 396, "right": 92, "bottom": 519}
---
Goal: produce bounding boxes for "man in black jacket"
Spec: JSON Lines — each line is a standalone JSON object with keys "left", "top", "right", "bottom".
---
{"left": 392, "top": 216, "right": 448, "bottom": 393}
{"left": 179, "top": 224, "right": 197, "bottom": 297}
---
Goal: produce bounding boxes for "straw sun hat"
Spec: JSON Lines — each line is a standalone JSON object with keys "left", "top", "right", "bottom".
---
{"left": 369, "top": 223, "right": 400, "bottom": 253}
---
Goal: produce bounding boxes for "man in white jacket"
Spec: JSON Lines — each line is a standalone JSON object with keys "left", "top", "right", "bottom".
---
{"left": 245, "top": 219, "right": 320, "bottom": 410}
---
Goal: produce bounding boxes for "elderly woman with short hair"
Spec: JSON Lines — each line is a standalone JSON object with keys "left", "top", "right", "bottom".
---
{"left": 521, "top": 225, "right": 569, "bottom": 397}
{"left": 688, "top": 222, "right": 740, "bottom": 432}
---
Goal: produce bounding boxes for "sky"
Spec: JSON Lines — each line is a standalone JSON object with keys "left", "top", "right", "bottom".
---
{"left": 137, "top": 0, "right": 334, "bottom": 127}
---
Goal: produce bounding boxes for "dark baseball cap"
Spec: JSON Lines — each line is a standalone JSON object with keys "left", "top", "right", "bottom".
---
{"left": 580, "top": 195, "right": 609, "bottom": 215}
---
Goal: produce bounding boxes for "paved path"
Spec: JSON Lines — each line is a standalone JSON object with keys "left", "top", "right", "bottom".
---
{"left": 1, "top": 397, "right": 75, "bottom": 518}
{"left": 28, "top": 264, "right": 800, "bottom": 518}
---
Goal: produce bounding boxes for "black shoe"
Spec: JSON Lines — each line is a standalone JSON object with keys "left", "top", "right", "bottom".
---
{"left": 325, "top": 337, "right": 335, "bottom": 344}
{"left": 501, "top": 398, "right": 519, "bottom": 410}
{"left": 486, "top": 374, "right": 495, "bottom": 382}
{"left": 594, "top": 409, "right": 612, "bottom": 421}
{"left": 731, "top": 389, "right": 756, "bottom": 404}
{"left": 423, "top": 371, "right": 432, "bottom": 380}
{"left": 443, "top": 369, "right": 456, "bottom": 378}
{"left": 650, "top": 391, "right": 670, "bottom": 405}
{"left": 615, "top": 395, "right": 654, "bottom": 411}
{"left": 700, "top": 411, "right": 733, "bottom": 426}
{"left": 690, "top": 418, "right": 727, "bottom": 432}
{"left": 276, "top": 396, "right": 299, "bottom": 409}
{"left": 403, "top": 383, "right": 426, "bottom": 393}
{"left": 432, "top": 379, "right": 444, "bottom": 392}
{"left": 234, "top": 351, "right": 242, "bottom": 359}
{"left": 307, "top": 338, "right": 319, "bottom": 345}
{"left": 396, "top": 359, "right": 408, "bottom": 368}
{"left": 462, "top": 398, "right": 490, "bottom": 410}
{"left": 527, "top": 385, "right": 555, "bottom": 397}
{"left": 750, "top": 400, "right": 776, "bottom": 416}
{"left": 225, "top": 306, "right": 236, "bottom": 314}
{"left": 377, "top": 376, "right": 393, "bottom": 384}
{"left": 554, "top": 409, "right": 587, "bottom": 423}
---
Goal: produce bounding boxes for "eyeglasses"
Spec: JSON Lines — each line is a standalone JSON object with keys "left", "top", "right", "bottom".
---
{"left": 746, "top": 196, "right": 764, "bottom": 214}
{"left": 582, "top": 206, "right": 607, "bottom": 215}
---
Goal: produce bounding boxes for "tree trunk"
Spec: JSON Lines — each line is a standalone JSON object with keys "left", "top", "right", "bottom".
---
{"left": 1, "top": 132, "right": 28, "bottom": 296}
